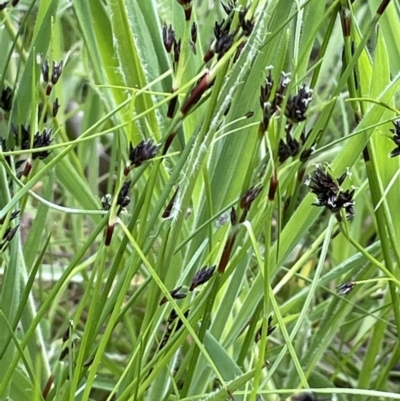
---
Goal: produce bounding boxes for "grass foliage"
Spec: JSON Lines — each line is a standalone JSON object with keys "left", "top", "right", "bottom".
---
{"left": 0, "top": 0, "right": 400, "bottom": 400}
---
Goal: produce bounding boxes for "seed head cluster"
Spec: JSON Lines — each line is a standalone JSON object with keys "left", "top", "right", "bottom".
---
{"left": 306, "top": 166, "right": 355, "bottom": 220}
{"left": 260, "top": 69, "right": 313, "bottom": 131}
{"left": 42, "top": 59, "right": 63, "bottom": 95}
{"left": 279, "top": 127, "right": 313, "bottom": 163}
{"left": 190, "top": 265, "right": 216, "bottom": 291}
{"left": 125, "top": 139, "right": 160, "bottom": 175}
{"left": 11, "top": 125, "right": 53, "bottom": 160}
{"left": 285, "top": 84, "right": 313, "bottom": 123}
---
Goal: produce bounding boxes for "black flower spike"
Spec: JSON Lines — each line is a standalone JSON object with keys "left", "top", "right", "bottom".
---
{"left": 214, "top": 19, "right": 235, "bottom": 59}
{"left": 338, "top": 190, "right": 355, "bottom": 219}
{"left": 42, "top": 59, "right": 50, "bottom": 83}
{"left": 259, "top": 69, "right": 275, "bottom": 131}
{"left": 159, "top": 286, "right": 187, "bottom": 305}
{"left": 271, "top": 71, "right": 290, "bottom": 110}
{"left": 51, "top": 60, "right": 63, "bottom": 85}
{"left": 337, "top": 281, "right": 356, "bottom": 295}
{"left": 260, "top": 68, "right": 274, "bottom": 108}
{"left": 190, "top": 265, "right": 216, "bottom": 291}
{"left": 300, "top": 147, "right": 313, "bottom": 163}
{"left": 128, "top": 139, "right": 160, "bottom": 170}
{"left": 160, "top": 309, "right": 190, "bottom": 349}
{"left": 278, "top": 128, "right": 300, "bottom": 163}
{"left": 191, "top": 22, "right": 197, "bottom": 45}
{"left": 306, "top": 166, "right": 355, "bottom": 219}
{"left": 173, "top": 38, "right": 181, "bottom": 63}
{"left": 32, "top": 129, "right": 52, "bottom": 160}
{"left": 117, "top": 181, "right": 131, "bottom": 212}
{"left": 43, "top": 59, "right": 63, "bottom": 95}
{"left": 240, "top": 186, "right": 263, "bottom": 211}
{"left": 53, "top": 98, "right": 60, "bottom": 117}
{"left": 162, "top": 23, "right": 175, "bottom": 53}
{"left": 221, "top": 0, "right": 236, "bottom": 15}
{"left": 0, "top": 86, "right": 13, "bottom": 112}
{"left": 307, "top": 167, "right": 341, "bottom": 206}
{"left": 214, "top": 19, "right": 232, "bottom": 42}
{"left": 389, "top": 119, "right": 400, "bottom": 158}
{"left": 216, "top": 32, "right": 235, "bottom": 59}
{"left": 0, "top": 225, "right": 19, "bottom": 251}
{"left": 0, "top": 3, "right": 8, "bottom": 11}
{"left": 285, "top": 84, "right": 313, "bottom": 123}
{"left": 0, "top": 210, "right": 19, "bottom": 224}
{"left": 168, "top": 309, "right": 190, "bottom": 330}
{"left": 12, "top": 124, "right": 31, "bottom": 150}
{"left": 238, "top": 8, "right": 253, "bottom": 37}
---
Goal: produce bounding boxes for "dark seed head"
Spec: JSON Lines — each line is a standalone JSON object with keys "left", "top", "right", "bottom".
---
{"left": 52, "top": 98, "right": 60, "bottom": 117}
{"left": 238, "top": 8, "right": 253, "bottom": 37}
{"left": 42, "top": 59, "right": 50, "bottom": 82}
{"left": 221, "top": 0, "right": 236, "bottom": 15}
{"left": 300, "top": 147, "right": 313, "bottom": 162}
{"left": 173, "top": 38, "right": 181, "bottom": 63}
{"left": 285, "top": 84, "right": 313, "bottom": 123}
{"left": 12, "top": 124, "right": 31, "bottom": 150}
{"left": 260, "top": 68, "right": 274, "bottom": 107}
{"left": 337, "top": 281, "right": 356, "bottom": 295}
{"left": 162, "top": 23, "right": 175, "bottom": 53}
{"left": 190, "top": 265, "right": 216, "bottom": 291}
{"left": 159, "top": 286, "right": 187, "bottom": 305}
{"left": 306, "top": 166, "right": 355, "bottom": 219}
{"left": 191, "top": 22, "right": 197, "bottom": 44}
{"left": 240, "top": 186, "right": 263, "bottom": 211}
{"left": 32, "top": 129, "right": 53, "bottom": 160}
{"left": 216, "top": 33, "right": 235, "bottom": 59}
{"left": 51, "top": 60, "right": 63, "bottom": 85}
{"left": 271, "top": 71, "right": 290, "bottom": 110}
{"left": 0, "top": 210, "right": 19, "bottom": 225}
{"left": 0, "top": 3, "right": 8, "bottom": 11}
{"left": 0, "top": 225, "right": 19, "bottom": 250}
{"left": 0, "top": 86, "right": 13, "bottom": 112}
{"left": 117, "top": 181, "right": 131, "bottom": 211}
{"left": 128, "top": 139, "right": 160, "bottom": 169}
{"left": 278, "top": 129, "right": 300, "bottom": 163}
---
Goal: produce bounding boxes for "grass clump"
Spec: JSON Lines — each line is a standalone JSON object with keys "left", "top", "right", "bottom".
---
{"left": 0, "top": 0, "right": 400, "bottom": 400}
